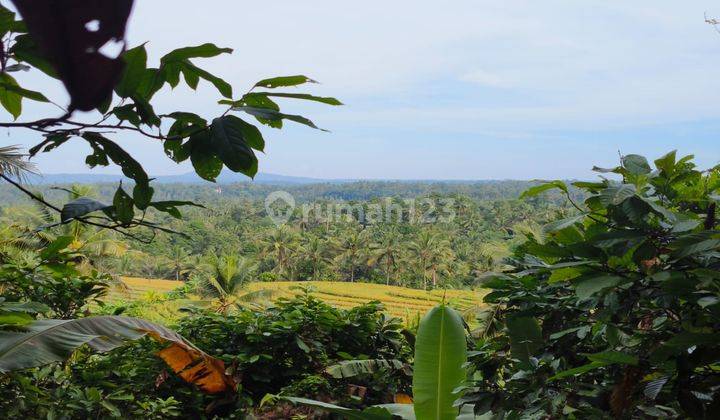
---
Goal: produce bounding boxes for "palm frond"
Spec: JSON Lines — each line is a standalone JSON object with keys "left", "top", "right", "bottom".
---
{"left": 0, "top": 145, "right": 36, "bottom": 181}
{"left": 235, "top": 288, "right": 276, "bottom": 302}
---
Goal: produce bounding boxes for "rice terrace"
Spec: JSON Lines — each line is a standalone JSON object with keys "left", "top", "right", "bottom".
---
{"left": 110, "top": 278, "right": 485, "bottom": 323}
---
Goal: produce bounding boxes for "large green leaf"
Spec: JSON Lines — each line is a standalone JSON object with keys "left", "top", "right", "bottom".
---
{"left": 622, "top": 154, "right": 652, "bottom": 175}
{"left": 188, "top": 131, "right": 223, "bottom": 182}
{"left": 112, "top": 186, "right": 135, "bottom": 225}
{"left": 254, "top": 75, "right": 317, "bottom": 88}
{"left": 148, "top": 200, "right": 203, "bottom": 219}
{"left": 669, "top": 233, "right": 720, "bottom": 260}
{"left": 161, "top": 43, "right": 232, "bottom": 63}
{"left": 0, "top": 316, "right": 234, "bottom": 393}
{"left": 0, "top": 76, "right": 48, "bottom": 102}
{"left": 548, "top": 361, "right": 606, "bottom": 381}
{"left": 654, "top": 150, "right": 676, "bottom": 174}
{"left": 506, "top": 316, "right": 542, "bottom": 367}
{"left": 0, "top": 73, "right": 22, "bottom": 119}
{"left": 0, "top": 299, "right": 48, "bottom": 314}
{"left": 574, "top": 275, "right": 624, "bottom": 299}
{"left": 584, "top": 350, "right": 638, "bottom": 366}
{"left": 233, "top": 106, "right": 326, "bottom": 131}
{"left": 263, "top": 92, "right": 343, "bottom": 105}
{"left": 209, "top": 115, "right": 260, "bottom": 177}
{"left": 412, "top": 304, "right": 467, "bottom": 420}
{"left": 598, "top": 184, "right": 636, "bottom": 206}
{"left": 543, "top": 214, "right": 584, "bottom": 233}
{"left": 81, "top": 132, "right": 150, "bottom": 191}
{"left": 520, "top": 181, "right": 568, "bottom": 199}
{"left": 60, "top": 197, "right": 110, "bottom": 222}
{"left": 179, "top": 61, "right": 232, "bottom": 98}
{"left": 11, "top": 34, "right": 58, "bottom": 79}
{"left": 115, "top": 44, "right": 148, "bottom": 98}
{"left": 0, "top": 316, "right": 168, "bottom": 372}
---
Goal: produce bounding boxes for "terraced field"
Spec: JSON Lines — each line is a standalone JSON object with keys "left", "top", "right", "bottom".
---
{"left": 245, "top": 281, "right": 484, "bottom": 320}
{"left": 108, "top": 277, "right": 485, "bottom": 323}
{"left": 106, "top": 277, "right": 184, "bottom": 301}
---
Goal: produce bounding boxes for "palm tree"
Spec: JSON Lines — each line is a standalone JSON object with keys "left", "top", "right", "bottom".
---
{"left": 335, "top": 229, "right": 368, "bottom": 282}
{"left": 425, "top": 242, "right": 454, "bottom": 289}
{"left": 368, "top": 233, "right": 402, "bottom": 286}
{"left": 299, "top": 236, "right": 332, "bottom": 280}
{"left": 166, "top": 245, "right": 192, "bottom": 281}
{"left": 409, "top": 231, "right": 455, "bottom": 289}
{"left": 202, "top": 254, "right": 263, "bottom": 314}
{"left": 408, "top": 231, "right": 435, "bottom": 289}
{"left": 475, "top": 241, "right": 510, "bottom": 273}
{"left": 261, "top": 226, "right": 298, "bottom": 279}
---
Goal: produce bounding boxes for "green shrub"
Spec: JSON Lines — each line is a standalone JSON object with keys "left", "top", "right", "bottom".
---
{"left": 468, "top": 152, "right": 720, "bottom": 418}
{"left": 176, "top": 292, "right": 412, "bottom": 404}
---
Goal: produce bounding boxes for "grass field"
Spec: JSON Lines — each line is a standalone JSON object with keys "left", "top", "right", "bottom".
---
{"left": 109, "top": 277, "right": 485, "bottom": 323}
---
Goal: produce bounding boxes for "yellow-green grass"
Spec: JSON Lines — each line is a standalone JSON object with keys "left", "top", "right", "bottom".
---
{"left": 108, "top": 277, "right": 486, "bottom": 323}
{"left": 106, "top": 277, "right": 183, "bottom": 301}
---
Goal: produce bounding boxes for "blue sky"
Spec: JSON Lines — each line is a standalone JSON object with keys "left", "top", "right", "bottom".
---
{"left": 8, "top": 0, "right": 720, "bottom": 179}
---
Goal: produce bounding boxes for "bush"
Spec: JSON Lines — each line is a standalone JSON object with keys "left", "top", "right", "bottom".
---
{"left": 468, "top": 152, "right": 720, "bottom": 418}
{"left": 1, "top": 292, "right": 412, "bottom": 417}
{"left": 177, "top": 291, "right": 412, "bottom": 404}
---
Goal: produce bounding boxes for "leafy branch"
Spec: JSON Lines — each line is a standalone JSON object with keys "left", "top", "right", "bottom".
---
{"left": 0, "top": 4, "right": 341, "bottom": 239}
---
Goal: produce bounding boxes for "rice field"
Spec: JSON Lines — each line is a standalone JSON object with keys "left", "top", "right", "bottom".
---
{"left": 106, "top": 277, "right": 184, "bottom": 301}
{"left": 108, "top": 277, "right": 485, "bottom": 322}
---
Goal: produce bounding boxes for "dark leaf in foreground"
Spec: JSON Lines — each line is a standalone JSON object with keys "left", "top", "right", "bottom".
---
{"left": 11, "top": 0, "right": 134, "bottom": 111}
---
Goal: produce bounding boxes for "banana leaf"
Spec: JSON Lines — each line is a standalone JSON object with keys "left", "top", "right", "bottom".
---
{"left": 0, "top": 315, "right": 234, "bottom": 393}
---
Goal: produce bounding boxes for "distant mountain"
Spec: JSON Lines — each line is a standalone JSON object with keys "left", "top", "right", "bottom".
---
{"left": 23, "top": 171, "right": 336, "bottom": 185}
{"left": 20, "top": 171, "right": 530, "bottom": 186}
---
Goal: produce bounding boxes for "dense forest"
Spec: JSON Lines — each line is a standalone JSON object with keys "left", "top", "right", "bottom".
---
{"left": 1, "top": 181, "right": 574, "bottom": 289}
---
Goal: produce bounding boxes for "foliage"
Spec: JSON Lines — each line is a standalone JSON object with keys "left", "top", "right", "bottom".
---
{"left": 176, "top": 291, "right": 412, "bottom": 405}
{"left": 0, "top": 235, "right": 111, "bottom": 318}
{"left": 0, "top": 2, "right": 338, "bottom": 239}
{"left": 470, "top": 152, "right": 720, "bottom": 418}
{"left": 0, "top": 340, "right": 202, "bottom": 418}
{"left": 0, "top": 294, "right": 414, "bottom": 417}
{"left": 277, "top": 304, "right": 472, "bottom": 420}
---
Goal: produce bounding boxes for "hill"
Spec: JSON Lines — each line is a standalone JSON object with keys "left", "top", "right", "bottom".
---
{"left": 23, "top": 170, "right": 330, "bottom": 185}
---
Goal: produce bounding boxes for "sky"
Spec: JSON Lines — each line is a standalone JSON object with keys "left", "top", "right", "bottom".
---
{"left": 8, "top": 0, "right": 720, "bottom": 180}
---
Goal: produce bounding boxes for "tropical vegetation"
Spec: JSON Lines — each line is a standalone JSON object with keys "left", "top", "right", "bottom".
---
{"left": 0, "top": 2, "right": 718, "bottom": 419}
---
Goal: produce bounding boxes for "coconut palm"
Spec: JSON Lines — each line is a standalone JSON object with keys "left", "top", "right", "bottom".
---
{"left": 299, "top": 236, "right": 333, "bottom": 280}
{"left": 201, "top": 254, "right": 268, "bottom": 314}
{"left": 334, "top": 228, "right": 369, "bottom": 282}
{"left": 261, "top": 225, "right": 299, "bottom": 279}
{"left": 165, "top": 245, "right": 193, "bottom": 281}
{"left": 368, "top": 233, "right": 402, "bottom": 286}
{"left": 408, "top": 231, "right": 454, "bottom": 289}
{"left": 475, "top": 241, "right": 511, "bottom": 272}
